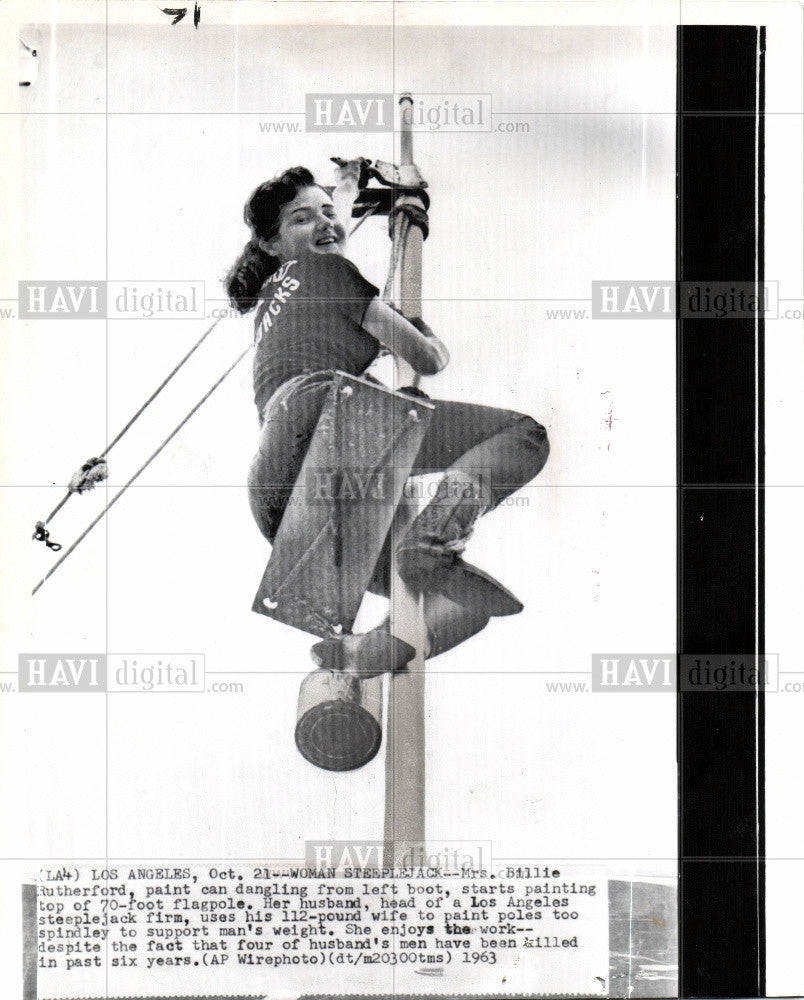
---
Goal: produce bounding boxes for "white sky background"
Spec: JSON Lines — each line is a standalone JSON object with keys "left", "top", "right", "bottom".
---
{"left": 4, "top": 19, "right": 680, "bottom": 881}
{"left": 1, "top": 4, "right": 802, "bottom": 995}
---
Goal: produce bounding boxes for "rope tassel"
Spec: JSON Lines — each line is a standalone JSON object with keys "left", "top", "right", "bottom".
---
{"left": 68, "top": 457, "right": 108, "bottom": 494}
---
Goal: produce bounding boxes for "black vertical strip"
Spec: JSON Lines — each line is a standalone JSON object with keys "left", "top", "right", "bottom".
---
{"left": 678, "top": 25, "right": 765, "bottom": 999}
{"left": 756, "top": 25, "right": 766, "bottom": 999}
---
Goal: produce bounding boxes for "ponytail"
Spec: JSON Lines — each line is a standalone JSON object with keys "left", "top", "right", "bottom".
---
{"left": 225, "top": 239, "right": 277, "bottom": 314}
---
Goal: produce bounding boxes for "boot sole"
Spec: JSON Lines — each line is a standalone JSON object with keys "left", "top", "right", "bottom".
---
{"left": 311, "top": 631, "right": 417, "bottom": 677}
{"left": 397, "top": 549, "right": 524, "bottom": 617}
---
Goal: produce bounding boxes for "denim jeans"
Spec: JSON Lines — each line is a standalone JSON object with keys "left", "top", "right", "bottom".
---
{"left": 248, "top": 370, "right": 549, "bottom": 597}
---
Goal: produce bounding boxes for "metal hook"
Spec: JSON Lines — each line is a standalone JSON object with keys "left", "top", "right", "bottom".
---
{"left": 32, "top": 521, "right": 62, "bottom": 552}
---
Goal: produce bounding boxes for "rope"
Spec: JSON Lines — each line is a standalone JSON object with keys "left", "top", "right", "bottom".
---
{"left": 35, "top": 317, "right": 222, "bottom": 534}
{"left": 349, "top": 201, "right": 381, "bottom": 237}
{"left": 32, "top": 343, "right": 252, "bottom": 595}
{"left": 102, "top": 318, "right": 223, "bottom": 456}
{"left": 383, "top": 211, "right": 411, "bottom": 301}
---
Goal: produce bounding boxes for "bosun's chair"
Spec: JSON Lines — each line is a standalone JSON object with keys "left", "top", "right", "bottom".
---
{"left": 252, "top": 370, "right": 433, "bottom": 771}
{"left": 253, "top": 96, "right": 433, "bottom": 869}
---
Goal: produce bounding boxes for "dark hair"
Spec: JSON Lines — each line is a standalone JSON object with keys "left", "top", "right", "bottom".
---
{"left": 225, "top": 166, "right": 318, "bottom": 314}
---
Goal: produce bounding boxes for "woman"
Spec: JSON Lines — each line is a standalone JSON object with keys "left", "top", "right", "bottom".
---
{"left": 227, "top": 165, "right": 549, "bottom": 676}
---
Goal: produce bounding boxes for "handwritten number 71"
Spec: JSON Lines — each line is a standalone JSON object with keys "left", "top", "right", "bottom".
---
{"left": 160, "top": 3, "right": 201, "bottom": 27}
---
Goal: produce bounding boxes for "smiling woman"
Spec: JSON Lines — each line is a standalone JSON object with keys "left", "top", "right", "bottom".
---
{"left": 226, "top": 166, "right": 449, "bottom": 390}
{"left": 266, "top": 185, "right": 346, "bottom": 257}
{"left": 227, "top": 162, "right": 550, "bottom": 678}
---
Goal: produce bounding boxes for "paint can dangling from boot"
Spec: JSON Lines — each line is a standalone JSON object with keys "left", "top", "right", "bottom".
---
{"left": 295, "top": 668, "right": 384, "bottom": 771}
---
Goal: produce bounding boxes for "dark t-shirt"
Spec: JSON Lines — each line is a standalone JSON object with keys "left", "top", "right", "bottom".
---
{"left": 252, "top": 253, "right": 380, "bottom": 413}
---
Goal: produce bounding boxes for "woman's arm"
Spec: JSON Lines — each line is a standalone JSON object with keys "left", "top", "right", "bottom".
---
{"left": 330, "top": 159, "right": 448, "bottom": 376}
{"left": 362, "top": 298, "right": 449, "bottom": 376}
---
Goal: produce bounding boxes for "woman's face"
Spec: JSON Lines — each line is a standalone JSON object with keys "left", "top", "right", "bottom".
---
{"left": 266, "top": 186, "right": 346, "bottom": 262}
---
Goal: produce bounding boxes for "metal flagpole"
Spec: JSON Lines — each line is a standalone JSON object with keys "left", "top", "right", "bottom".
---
{"left": 384, "top": 93, "right": 429, "bottom": 869}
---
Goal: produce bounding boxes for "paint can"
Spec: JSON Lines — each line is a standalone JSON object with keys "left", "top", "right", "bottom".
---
{"left": 295, "top": 668, "right": 384, "bottom": 771}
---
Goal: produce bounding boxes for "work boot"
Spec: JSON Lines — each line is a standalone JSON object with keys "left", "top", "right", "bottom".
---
{"left": 396, "top": 471, "right": 523, "bottom": 617}
{"left": 311, "top": 626, "right": 417, "bottom": 679}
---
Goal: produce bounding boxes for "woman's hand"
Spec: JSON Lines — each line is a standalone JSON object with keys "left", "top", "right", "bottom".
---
{"left": 331, "top": 157, "right": 368, "bottom": 193}
{"left": 331, "top": 158, "right": 368, "bottom": 236}
{"left": 408, "top": 317, "right": 449, "bottom": 370}
{"left": 388, "top": 311, "right": 449, "bottom": 369}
